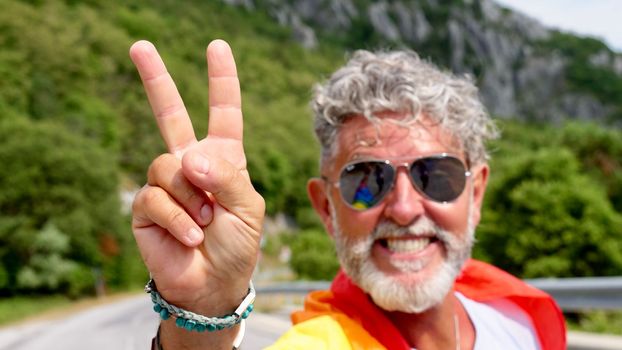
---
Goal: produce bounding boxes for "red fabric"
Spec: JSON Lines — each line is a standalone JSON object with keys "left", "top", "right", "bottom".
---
{"left": 455, "top": 260, "right": 566, "bottom": 350}
{"left": 324, "top": 259, "right": 566, "bottom": 350}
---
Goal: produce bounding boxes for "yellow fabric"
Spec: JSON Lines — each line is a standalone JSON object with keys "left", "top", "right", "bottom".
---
{"left": 265, "top": 315, "right": 353, "bottom": 350}
{"left": 289, "top": 290, "right": 387, "bottom": 350}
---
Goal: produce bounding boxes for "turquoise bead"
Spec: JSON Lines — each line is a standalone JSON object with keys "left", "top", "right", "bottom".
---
{"left": 216, "top": 324, "right": 224, "bottom": 330}
{"left": 160, "top": 309, "right": 170, "bottom": 320}
{"left": 241, "top": 304, "right": 254, "bottom": 319}
{"left": 207, "top": 324, "right": 217, "bottom": 332}
{"left": 153, "top": 304, "right": 162, "bottom": 313}
{"left": 195, "top": 323, "right": 207, "bottom": 332}
{"left": 184, "top": 320, "right": 196, "bottom": 331}
{"left": 175, "top": 318, "right": 186, "bottom": 328}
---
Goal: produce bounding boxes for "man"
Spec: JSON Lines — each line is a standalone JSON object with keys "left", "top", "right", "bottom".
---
{"left": 130, "top": 39, "right": 566, "bottom": 350}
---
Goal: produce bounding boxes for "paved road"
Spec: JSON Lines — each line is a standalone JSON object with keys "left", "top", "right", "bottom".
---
{"left": 0, "top": 295, "right": 290, "bottom": 350}
{"left": 1, "top": 295, "right": 621, "bottom": 350}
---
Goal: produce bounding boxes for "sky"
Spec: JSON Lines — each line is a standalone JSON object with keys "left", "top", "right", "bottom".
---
{"left": 493, "top": 0, "right": 622, "bottom": 52}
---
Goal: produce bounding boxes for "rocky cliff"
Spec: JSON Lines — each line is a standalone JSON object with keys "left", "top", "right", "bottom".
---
{"left": 223, "top": 0, "right": 622, "bottom": 123}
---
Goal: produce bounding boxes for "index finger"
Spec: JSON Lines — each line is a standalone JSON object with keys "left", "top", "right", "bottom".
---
{"left": 130, "top": 40, "right": 197, "bottom": 154}
{"left": 206, "top": 40, "right": 243, "bottom": 141}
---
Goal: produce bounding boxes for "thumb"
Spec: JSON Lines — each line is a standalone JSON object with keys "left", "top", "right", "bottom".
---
{"left": 181, "top": 150, "right": 265, "bottom": 232}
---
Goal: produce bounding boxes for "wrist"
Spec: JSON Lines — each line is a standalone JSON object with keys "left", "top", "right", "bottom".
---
{"left": 156, "top": 278, "right": 250, "bottom": 317}
{"left": 189, "top": 282, "right": 251, "bottom": 317}
{"left": 160, "top": 320, "right": 241, "bottom": 350}
{"left": 146, "top": 279, "right": 254, "bottom": 350}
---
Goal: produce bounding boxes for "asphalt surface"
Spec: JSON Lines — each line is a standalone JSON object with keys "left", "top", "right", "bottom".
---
{"left": 1, "top": 295, "right": 621, "bottom": 350}
{"left": 0, "top": 295, "right": 290, "bottom": 350}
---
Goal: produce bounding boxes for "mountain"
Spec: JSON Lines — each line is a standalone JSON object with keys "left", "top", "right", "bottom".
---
{"left": 1, "top": 0, "right": 620, "bottom": 214}
{"left": 223, "top": 0, "right": 622, "bottom": 124}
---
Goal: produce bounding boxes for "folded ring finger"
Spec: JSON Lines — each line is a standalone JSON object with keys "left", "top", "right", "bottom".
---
{"left": 147, "top": 153, "right": 213, "bottom": 227}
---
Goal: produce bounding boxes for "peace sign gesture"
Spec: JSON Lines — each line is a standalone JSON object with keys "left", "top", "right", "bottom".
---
{"left": 130, "top": 40, "right": 264, "bottom": 349}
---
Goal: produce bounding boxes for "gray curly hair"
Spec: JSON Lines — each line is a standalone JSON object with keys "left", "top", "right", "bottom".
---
{"left": 312, "top": 50, "right": 498, "bottom": 167}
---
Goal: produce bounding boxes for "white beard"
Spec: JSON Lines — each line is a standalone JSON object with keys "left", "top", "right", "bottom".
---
{"left": 331, "top": 204, "right": 475, "bottom": 313}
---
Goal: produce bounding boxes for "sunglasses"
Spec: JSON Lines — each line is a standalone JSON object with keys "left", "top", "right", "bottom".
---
{"left": 325, "top": 154, "right": 471, "bottom": 210}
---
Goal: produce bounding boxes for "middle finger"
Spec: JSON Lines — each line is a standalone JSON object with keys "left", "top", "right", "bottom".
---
{"left": 206, "top": 40, "right": 243, "bottom": 141}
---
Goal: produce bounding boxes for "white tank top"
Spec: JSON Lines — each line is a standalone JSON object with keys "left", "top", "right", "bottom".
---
{"left": 454, "top": 292, "right": 541, "bottom": 350}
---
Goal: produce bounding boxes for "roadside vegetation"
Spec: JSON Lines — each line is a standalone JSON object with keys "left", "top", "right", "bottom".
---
{"left": 0, "top": 295, "right": 72, "bottom": 326}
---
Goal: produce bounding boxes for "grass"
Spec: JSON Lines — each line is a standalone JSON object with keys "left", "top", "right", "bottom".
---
{"left": 566, "top": 311, "right": 622, "bottom": 335}
{"left": 0, "top": 295, "right": 73, "bottom": 326}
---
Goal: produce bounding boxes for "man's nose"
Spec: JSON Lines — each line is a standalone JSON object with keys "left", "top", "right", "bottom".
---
{"left": 382, "top": 168, "right": 425, "bottom": 225}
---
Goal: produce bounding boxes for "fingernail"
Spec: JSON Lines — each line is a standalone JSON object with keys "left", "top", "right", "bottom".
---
{"left": 185, "top": 228, "right": 203, "bottom": 245}
{"left": 200, "top": 204, "right": 212, "bottom": 221}
{"left": 194, "top": 155, "right": 210, "bottom": 174}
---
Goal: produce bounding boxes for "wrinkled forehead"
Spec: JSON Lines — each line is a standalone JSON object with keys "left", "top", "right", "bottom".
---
{"left": 335, "top": 113, "right": 463, "bottom": 159}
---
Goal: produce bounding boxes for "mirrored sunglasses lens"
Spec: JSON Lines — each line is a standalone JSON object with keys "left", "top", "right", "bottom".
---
{"left": 411, "top": 157, "right": 466, "bottom": 202}
{"left": 340, "top": 162, "right": 393, "bottom": 210}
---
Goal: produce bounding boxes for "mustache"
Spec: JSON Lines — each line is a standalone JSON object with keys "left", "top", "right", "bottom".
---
{"left": 371, "top": 217, "right": 447, "bottom": 240}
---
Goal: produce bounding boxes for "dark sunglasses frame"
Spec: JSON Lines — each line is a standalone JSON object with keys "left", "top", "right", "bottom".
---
{"left": 324, "top": 154, "right": 471, "bottom": 210}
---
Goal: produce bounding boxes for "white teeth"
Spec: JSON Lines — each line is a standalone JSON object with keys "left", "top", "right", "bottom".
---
{"left": 386, "top": 238, "right": 431, "bottom": 253}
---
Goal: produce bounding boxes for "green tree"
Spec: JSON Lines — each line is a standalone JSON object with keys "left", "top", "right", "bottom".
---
{"left": 0, "top": 118, "right": 122, "bottom": 295}
{"left": 289, "top": 229, "right": 340, "bottom": 280}
{"left": 560, "top": 122, "right": 622, "bottom": 211}
{"left": 476, "top": 147, "right": 622, "bottom": 277}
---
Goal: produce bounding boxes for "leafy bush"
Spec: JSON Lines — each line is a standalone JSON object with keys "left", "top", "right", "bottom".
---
{"left": 15, "top": 223, "right": 78, "bottom": 292}
{"left": 289, "top": 230, "right": 340, "bottom": 280}
{"left": 475, "top": 121, "right": 622, "bottom": 278}
{"left": 560, "top": 122, "right": 622, "bottom": 211}
{"left": 568, "top": 311, "right": 622, "bottom": 335}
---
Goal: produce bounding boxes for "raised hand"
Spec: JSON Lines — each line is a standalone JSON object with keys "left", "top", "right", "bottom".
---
{"left": 129, "top": 40, "right": 265, "bottom": 349}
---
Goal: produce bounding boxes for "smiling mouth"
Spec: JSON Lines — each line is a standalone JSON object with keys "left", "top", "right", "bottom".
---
{"left": 378, "top": 237, "right": 438, "bottom": 254}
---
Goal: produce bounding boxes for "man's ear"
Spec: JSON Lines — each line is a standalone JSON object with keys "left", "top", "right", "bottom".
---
{"left": 307, "top": 178, "right": 335, "bottom": 237}
{"left": 469, "top": 163, "right": 489, "bottom": 227}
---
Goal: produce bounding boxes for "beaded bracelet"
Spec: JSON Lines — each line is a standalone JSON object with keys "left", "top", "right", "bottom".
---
{"left": 145, "top": 279, "right": 255, "bottom": 333}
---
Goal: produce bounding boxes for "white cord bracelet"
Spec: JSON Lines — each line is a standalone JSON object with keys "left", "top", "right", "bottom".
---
{"left": 146, "top": 279, "right": 255, "bottom": 349}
